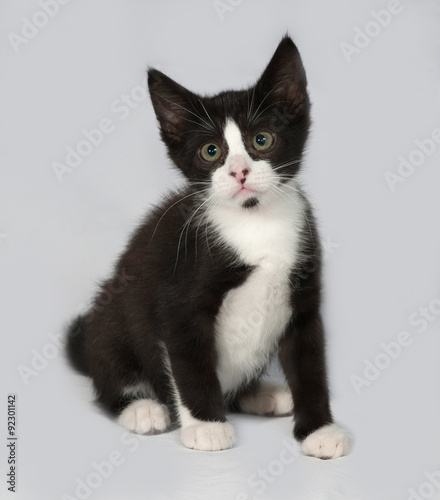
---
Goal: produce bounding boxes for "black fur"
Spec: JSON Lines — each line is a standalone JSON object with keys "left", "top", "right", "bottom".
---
{"left": 66, "top": 316, "right": 89, "bottom": 375}
{"left": 66, "top": 35, "right": 333, "bottom": 442}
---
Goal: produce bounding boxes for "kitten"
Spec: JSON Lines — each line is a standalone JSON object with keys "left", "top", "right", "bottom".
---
{"left": 66, "top": 36, "right": 351, "bottom": 458}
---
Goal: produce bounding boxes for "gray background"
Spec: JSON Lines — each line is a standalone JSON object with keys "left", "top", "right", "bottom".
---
{"left": 1, "top": 0, "right": 440, "bottom": 499}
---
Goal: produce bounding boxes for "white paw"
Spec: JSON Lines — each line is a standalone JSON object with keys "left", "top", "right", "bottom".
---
{"left": 180, "top": 421, "right": 236, "bottom": 451}
{"left": 239, "top": 381, "right": 293, "bottom": 416}
{"left": 301, "top": 424, "right": 352, "bottom": 459}
{"left": 118, "top": 399, "right": 171, "bottom": 435}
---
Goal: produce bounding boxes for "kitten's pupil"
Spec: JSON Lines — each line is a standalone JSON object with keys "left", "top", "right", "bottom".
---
{"left": 255, "top": 134, "right": 266, "bottom": 147}
{"left": 207, "top": 144, "right": 217, "bottom": 157}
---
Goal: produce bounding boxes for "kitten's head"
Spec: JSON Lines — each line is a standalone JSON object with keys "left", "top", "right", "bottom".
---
{"left": 148, "top": 36, "right": 310, "bottom": 209}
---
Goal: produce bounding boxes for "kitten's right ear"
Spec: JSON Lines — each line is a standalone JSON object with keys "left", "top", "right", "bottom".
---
{"left": 148, "top": 69, "right": 195, "bottom": 140}
{"left": 256, "top": 36, "right": 308, "bottom": 109}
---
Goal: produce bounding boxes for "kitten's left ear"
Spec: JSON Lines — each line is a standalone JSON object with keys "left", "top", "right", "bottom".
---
{"left": 148, "top": 68, "right": 196, "bottom": 140}
{"left": 256, "top": 36, "right": 308, "bottom": 107}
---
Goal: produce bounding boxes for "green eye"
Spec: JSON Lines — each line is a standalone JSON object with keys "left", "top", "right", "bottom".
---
{"left": 201, "top": 143, "right": 221, "bottom": 162}
{"left": 252, "top": 132, "right": 274, "bottom": 151}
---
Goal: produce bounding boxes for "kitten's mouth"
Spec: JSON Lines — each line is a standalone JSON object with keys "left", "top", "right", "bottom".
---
{"left": 234, "top": 186, "right": 257, "bottom": 198}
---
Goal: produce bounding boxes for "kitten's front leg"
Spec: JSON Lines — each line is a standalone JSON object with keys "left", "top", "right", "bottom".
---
{"left": 279, "top": 312, "right": 352, "bottom": 459}
{"left": 165, "top": 319, "right": 235, "bottom": 452}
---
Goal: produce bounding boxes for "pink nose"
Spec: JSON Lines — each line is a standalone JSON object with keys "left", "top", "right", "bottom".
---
{"left": 229, "top": 157, "right": 251, "bottom": 185}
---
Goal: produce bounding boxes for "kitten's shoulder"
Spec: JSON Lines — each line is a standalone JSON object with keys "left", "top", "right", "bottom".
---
{"left": 130, "top": 187, "right": 195, "bottom": 243}
{"left": 111, "top": 186, "right": 195, "bottom": 274}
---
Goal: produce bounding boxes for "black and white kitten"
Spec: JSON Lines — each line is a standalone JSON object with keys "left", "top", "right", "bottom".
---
{"left": 67, "top": 36, "right": 351, "bottom": 458}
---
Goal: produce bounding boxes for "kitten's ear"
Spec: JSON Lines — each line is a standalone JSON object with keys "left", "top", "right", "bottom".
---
{"left": 148, "top": 69, "right": 195, "bottom": 139}
{"left": 256, "top": 36, "right": 308, "bottom": 107}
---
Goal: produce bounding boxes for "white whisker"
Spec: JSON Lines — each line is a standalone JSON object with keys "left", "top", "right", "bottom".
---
{"left": 249, "top": 77, "right": 291, "bottom": 125}
{"left": 150, "top": 90, "right": 212, "bottom": 131}
{"left": 251, "top": 99, "right": 291, "bottom": 126}
{"left": 198, "top": 98, "right": 216, "bottom": 129}
{"left": 174, "top": 194, "right": 214, "bottom": 275}
{"left": 270, "top": 183, "right": 314, "bottom": 244}
{"left": 149, "top": 188, "right": 210, "bottom": 246}
{"left": 271, "top": 158, "right": 303, "bottom": 171}
{"left": 194, "top": 195, "right": 221, "bottom": 262}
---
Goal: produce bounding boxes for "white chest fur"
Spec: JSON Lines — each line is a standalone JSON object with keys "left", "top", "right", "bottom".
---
{"left": 207, "top": 185, "right": 305, "bottom": 394}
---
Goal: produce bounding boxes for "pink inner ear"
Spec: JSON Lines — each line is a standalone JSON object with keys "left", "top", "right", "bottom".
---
{"left": 255, "top": 36, "right": 308, "bottom": 109}
{"left": 162, "top": 106, "right": 184, "bottom": 135}
{"left": 154, "top": 96, "right": 190, "bottom": 136}
{"left": 148, "top": 69, "right": 196, "bottom": 138}
{"left": 279, "top": 79, "right": 307, "bottom": 107}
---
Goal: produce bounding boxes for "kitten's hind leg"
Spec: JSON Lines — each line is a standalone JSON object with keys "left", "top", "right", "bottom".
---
{"left": 236, "top": 380, "right": 293, "bottom": 416}
{"left": 97, "top": 382, "right": 172, "bottom": 435}
{"left": 115, "top": 383, "right": 172, "bottom": 435}
{"left": 118, "top": 399, "right": 171, "bottom": 435}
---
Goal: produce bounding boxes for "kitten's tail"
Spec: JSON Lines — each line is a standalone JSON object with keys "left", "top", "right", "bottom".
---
{"left": 66, "top": 315, "right": 89, "bottom": 375}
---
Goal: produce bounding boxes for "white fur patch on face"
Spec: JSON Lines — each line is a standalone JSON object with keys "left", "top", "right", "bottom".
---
{"left": 224, "top": 118, "right": 247, "bottom": 155}
{"left": 210, "top": 119, "right": 275, "bottom": 204}
{"left": 301, "top": 424, "right": 352, "bottom": 459}
{"left": 118, "top": 399, "right": 171, "bottom": 435}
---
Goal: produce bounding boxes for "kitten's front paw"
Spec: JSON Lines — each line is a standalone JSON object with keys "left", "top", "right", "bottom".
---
{"left": 118, "top": 399, "right": 171, "bottom": 435}
{"left": 180, "top": 421, "right": 236, "bottom": 451}
{"left": 239, "top": 381, "right": 293, "bottom": 416}
{"left": 301, "top": 424, "right": 352, "bottom": 459}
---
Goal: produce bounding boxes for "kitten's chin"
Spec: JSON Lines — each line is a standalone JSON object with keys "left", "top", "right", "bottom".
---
{"left": 242, "top": 197, "right": 260, "bottom": 209}
{"left": 233, "top": 187, "right": 261, "bottom": 209}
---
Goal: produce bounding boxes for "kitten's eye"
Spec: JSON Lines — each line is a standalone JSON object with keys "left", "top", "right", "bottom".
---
{"left": 252, "top": 132, "right": 274, "bottom": 151}
{"left": 201, "top": 143, "right": 221, "bottom": 162}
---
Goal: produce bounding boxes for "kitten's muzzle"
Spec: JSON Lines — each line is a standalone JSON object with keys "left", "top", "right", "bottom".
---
{"left": 228, "top": 156, "right": 251, "bottom": 186}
